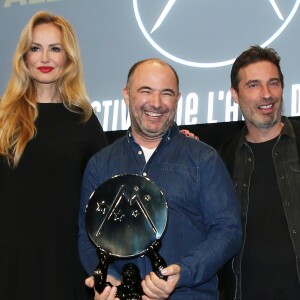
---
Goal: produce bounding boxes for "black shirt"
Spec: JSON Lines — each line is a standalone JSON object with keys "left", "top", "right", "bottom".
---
{"left": 241, "top": 137, "right": 300, "bottom": 300}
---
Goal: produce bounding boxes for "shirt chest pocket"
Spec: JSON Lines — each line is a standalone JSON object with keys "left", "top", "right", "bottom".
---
{"left": 161, "top": 163, "right": 198, "bottom": 201}
{"left": 290, "top": 162, "right": 300, "bottom": 173}
{"left": 286, "top": 162, "right": 300, "bottom": 200}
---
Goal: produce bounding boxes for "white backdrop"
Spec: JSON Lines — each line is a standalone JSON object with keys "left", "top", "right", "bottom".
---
{"left": 1, "top": 0, "right": 300, "bottom": 131}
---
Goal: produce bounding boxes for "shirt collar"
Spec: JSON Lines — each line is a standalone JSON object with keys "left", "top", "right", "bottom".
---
{"left": 280, "top": 116, "right": 296, "bottom": 139}
{"left": 126, "top": 122, "right": 180, "bottom": 145}
{"left": 238, "top": 116, "right": 295, "bottom": 149}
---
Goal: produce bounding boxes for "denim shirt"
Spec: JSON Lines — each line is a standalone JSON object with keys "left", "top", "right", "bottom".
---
{"left": 219, "top": 117, "right": 300, "bottom": 300}
{"left": 78, "top": 123, "right": 242, "bottom": 299}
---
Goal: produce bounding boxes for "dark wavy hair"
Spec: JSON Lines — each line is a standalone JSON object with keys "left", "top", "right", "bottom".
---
{"left": 231, "top": 45, "right": 284, "bottom": 92}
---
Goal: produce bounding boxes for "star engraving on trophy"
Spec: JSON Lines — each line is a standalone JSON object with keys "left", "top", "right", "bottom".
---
{"left": 96, "top": 201, "right": 107, "bottom": 214}
{"left": 132, "top": 209, "right": 140, "bottom": 218}
{"left": 144, "top": 195, "right": 151, "bottom": 202}
{"left": 113, "top": 210, "right": 125, "bottom": 222}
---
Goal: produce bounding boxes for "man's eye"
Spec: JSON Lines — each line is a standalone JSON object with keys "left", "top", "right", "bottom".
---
{"left": 270, "top": 81, "right": 280, "bottom": 87}
{"left": 248, "top": 83, "right": 258, "bottom": 88}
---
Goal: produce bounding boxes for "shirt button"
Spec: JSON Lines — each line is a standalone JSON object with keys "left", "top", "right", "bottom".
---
{"left": 142, "top": 172, "right": 147, "bottom": 177}
{"left": 138, "top": 150, "right": 142, "bottom": 155}
{"left": 247, "top": 157, "right": 252, "bottom": 162}
{"left": 292, "top": 229, "right": 297, "bottom": 234}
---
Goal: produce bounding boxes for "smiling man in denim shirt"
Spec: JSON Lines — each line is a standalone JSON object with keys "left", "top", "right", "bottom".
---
{"left": 79, "top": 58, "right": 242, "bottom": 300}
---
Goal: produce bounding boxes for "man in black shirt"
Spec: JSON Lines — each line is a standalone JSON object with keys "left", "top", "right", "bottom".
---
{"left": 219, "top": 45, "right": 300, "bottom": 300}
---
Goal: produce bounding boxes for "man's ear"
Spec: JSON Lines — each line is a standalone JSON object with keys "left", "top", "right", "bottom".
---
{"left": 230, "top": 87, "right": 239, "bottom": 104}
{"left": 122, "top": 87, "right": 129, "bottom": 105}
{"left": 177, "top": 92, "right": 181, "bottom": 103}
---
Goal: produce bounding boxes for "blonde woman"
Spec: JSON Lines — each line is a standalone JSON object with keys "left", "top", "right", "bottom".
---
{"left": 0, "top": 11, "right": 107, "bottom": 300}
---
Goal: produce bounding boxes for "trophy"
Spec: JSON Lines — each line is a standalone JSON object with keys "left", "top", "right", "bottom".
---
{"left": 85, "top": 174, "right": 168, "bottom": 299}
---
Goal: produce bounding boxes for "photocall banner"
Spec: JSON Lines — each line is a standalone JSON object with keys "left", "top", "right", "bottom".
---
{"left": 1, "top": 0, "right": 300, "bottom": 131}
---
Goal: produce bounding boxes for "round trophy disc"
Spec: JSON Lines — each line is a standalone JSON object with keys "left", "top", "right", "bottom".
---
{"left": 86, "top": 174, "right": 168, "bottom": 257}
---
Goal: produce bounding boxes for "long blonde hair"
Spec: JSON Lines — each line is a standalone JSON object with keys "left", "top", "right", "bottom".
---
{"left": 0, "top": 11, "right": 92, "bottom": 167}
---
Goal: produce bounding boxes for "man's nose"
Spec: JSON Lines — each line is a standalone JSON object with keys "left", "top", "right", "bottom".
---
{"left": 150, "top": 92, "right": 163, "bottom": 108}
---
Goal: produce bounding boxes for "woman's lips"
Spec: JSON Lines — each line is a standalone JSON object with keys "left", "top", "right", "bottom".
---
{"left": 38, "top": 66, "right": 54, "bottom": 73}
